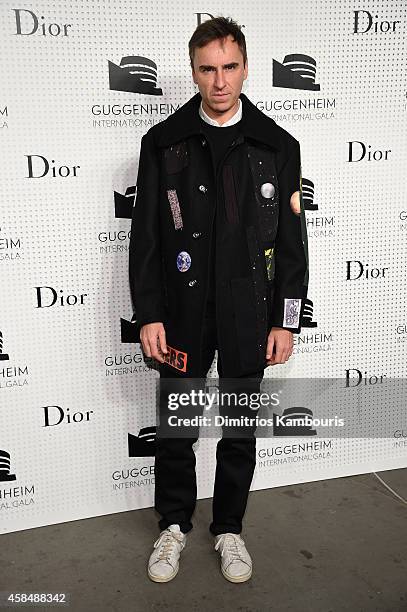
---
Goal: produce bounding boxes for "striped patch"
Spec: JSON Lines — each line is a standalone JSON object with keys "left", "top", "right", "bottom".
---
{"left": 167, "top": 189, "right": 183, "bottom": 230}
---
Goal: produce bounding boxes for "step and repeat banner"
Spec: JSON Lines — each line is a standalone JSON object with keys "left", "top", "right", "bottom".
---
{"left": 1, "top": 1, "right": 406, "bottom": 534}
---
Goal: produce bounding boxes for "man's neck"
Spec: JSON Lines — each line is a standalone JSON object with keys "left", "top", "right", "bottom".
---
{"left": 199, "top": 98, "right": 242, "bottom": 127}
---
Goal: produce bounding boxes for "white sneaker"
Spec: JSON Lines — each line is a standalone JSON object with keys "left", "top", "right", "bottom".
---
{"left": 214, "top": 533, "right": 252, "bottom": 583}
{"left": 147, "top": 524, "right": 187, "bottom": 582}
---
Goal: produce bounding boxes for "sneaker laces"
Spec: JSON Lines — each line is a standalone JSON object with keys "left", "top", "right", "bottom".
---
{"left": 153, "top": 530, "right": 185, "bottom": 562}
{"left": 215, "top": 533, "right": 247, "bottom": 563}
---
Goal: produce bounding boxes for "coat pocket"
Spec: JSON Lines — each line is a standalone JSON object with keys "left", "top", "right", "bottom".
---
{"left": 230, "top": 277, "right": 261, "bottom": 372}
{"left": 164, "top": 141, "right": 189, "bottom": 174}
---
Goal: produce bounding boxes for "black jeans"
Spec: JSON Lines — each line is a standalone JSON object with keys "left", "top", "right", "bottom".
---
{"left": 154, "top": 298, "right": 264, "bottom": 536}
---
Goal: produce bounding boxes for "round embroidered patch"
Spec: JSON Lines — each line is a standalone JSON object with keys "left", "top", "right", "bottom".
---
{"left": 176, "top": 250, "right": 191, "bottom": 272}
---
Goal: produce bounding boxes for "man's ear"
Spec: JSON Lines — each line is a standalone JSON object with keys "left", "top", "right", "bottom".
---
{"left": 191, "top": 64, "right": 197, "bottom": 85}
{"left": 243, "top": 59, "right": 248, "bottom": 80}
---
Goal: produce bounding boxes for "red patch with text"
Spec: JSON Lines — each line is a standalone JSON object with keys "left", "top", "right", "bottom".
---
{"left": 163, "top": 344, "right": 188, "bottom": 372}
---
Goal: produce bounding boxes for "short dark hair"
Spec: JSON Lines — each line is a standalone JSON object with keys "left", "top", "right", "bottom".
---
{"left": 188, "top": 16, "right": 247, "bottom": 69}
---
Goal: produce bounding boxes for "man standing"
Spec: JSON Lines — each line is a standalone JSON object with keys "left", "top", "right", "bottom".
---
{"left": 129, "top": 16, "right": 308, "bottom": 583}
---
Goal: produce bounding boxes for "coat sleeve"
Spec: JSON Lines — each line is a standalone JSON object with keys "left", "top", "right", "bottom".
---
{"left": 269, "top": 139, "right": 309, "bottom": 334}
{"left": 129, "top": 129, "right": 166, "bottom": 330}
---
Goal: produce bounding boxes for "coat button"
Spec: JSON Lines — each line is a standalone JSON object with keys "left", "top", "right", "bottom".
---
{"left": 201, "top": 138, "right": 207, "bottom": 146}
{"left": 188, "top": 279, "right": 198, "bottom": 287}
{"left": 192, "top": 232, "right": 202, "bottom": 239}
{"left": 198, "top": 184, "right": 208, "bottom": 193}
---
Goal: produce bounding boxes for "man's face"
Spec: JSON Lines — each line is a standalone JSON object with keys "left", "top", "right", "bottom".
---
{"left": 191, "top": 34, "right": 248, "bottom": 122}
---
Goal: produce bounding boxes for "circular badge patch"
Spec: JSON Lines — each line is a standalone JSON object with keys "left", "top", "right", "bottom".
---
{"left": 176, "top": 250, "right": 191, "bottom": 272}
{"left": 260, "top": 182, "right": 275, "bottom": 199}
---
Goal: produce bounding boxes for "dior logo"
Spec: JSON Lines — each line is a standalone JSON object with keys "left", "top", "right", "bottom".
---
{"left": 353, "top": 11, "right": 401, "bottom": 34}
{"left": 194, "top": 13, "right": 246, "bottom": 29}
{"left": 25, "top": 155, "right": 80, "bottom": 178}
{"left": 34, "top": 287, "right": 88, "bottom": 307}
{"left": 42, "top": 406, "right": 94, "bottom": 427}
{"left": 12, "top": 9, "right": 72, "bottom": 36}
{"left": 195, "top": 12, "right": 215, "bottom": 26}
{"left": 347, "top": 141, "right": 391, "bottom": 162}
{"left": 346, "top": 261, "right": 389, "bottom": 280}
{"left": 345, "top": 369, "right": 387, "bottom": 387}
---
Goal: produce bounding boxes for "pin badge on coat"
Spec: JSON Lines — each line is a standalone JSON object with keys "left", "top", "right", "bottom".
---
{"left": 260, "top": 182, "right": 275, "bottom": 199}
{"left": 176, "top": 250, "right": 191, "bottom": 272}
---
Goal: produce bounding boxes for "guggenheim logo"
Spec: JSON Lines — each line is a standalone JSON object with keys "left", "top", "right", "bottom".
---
{"left": 0, "top": 450, "right": 16, "bottom": 482}
{"left": 115, "top": 185, "right": 136, "bottom": 219}
{"left": 0, "top": 331, "right": 10, "bottom": 361}
{"left": 273, "top": 54, "right": 320, "bottom": 91}
{"left": 128, "top": 427, "right": 156, "bottom": 457}
{"left": 109, "top": 56, "right": 163, "bottom": 95}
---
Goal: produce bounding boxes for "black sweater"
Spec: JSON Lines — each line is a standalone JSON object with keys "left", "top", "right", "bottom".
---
{"left": 199, "top": 117, "right": 242, "bottom": 306}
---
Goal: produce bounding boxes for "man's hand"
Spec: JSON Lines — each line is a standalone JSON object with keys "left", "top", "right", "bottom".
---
{"left": 140, "top": 322, "right": 168, "bottom": 363}
{"left": 265, "top": 327, "right": 294, "bottom": 366}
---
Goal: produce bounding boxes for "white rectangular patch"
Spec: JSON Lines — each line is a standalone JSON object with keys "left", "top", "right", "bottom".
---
{"left": 167, "top": 189, "right": 183, "bottom": 230}
{"left": 283, "top": 298, "right": 301, "bottom": 328}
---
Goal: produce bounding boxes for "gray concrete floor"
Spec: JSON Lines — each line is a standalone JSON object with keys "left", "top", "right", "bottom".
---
{"left": 1, "top": 469, "right": 407, "bottom": 612}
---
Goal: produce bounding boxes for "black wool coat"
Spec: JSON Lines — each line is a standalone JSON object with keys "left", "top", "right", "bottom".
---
{"left": 129, "top": 92, "right": 309, "bottom": 377}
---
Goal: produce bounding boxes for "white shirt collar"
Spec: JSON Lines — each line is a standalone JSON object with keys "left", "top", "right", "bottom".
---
{"left": 199, "top": 97, "right": 242, "bottom": 127}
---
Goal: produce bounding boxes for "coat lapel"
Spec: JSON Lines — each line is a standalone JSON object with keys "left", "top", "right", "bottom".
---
{"left": 157, "top": 92, "right": 282, "bottom": 151}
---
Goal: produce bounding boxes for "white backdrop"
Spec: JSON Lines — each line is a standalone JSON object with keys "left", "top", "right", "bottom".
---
{"left": 1, "top": 0, "right": 406, "bottom": 534}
